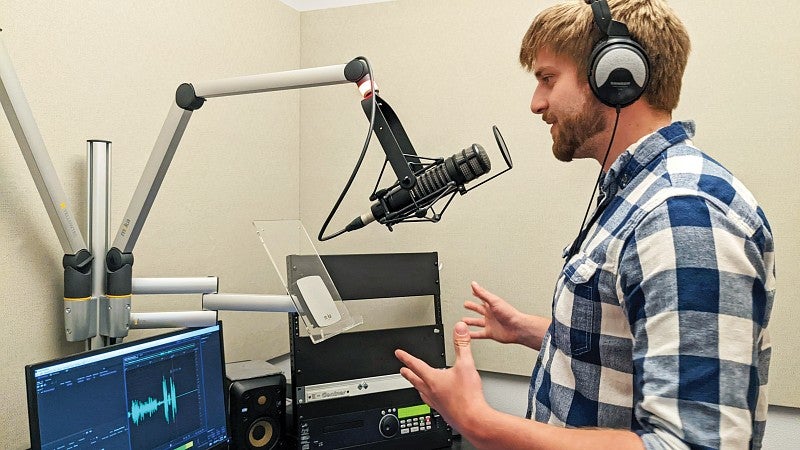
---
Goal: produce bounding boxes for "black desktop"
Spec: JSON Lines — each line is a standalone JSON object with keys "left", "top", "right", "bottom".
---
{"left": 25, "top": 323, "right": 229, "bottom": 450}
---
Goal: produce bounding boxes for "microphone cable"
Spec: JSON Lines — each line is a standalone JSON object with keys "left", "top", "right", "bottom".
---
{"left": 317, "top": 56, "right": 377, "bottom": 241}
{"left": 566, "top": 105, "right": 621, "bottom": 260}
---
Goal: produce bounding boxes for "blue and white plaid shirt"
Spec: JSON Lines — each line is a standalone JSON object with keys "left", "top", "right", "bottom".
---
{"left": 528, "top": 121, "right": 775, "bottom": 449}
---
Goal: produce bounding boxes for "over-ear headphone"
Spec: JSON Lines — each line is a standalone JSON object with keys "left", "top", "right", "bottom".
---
{"left": 585, "top": 0, "right": 650, "bottom": 108}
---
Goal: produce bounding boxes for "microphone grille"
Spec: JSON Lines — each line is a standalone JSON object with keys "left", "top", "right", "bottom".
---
{"left": 458, "top": 144, "right": 491, "bottom": 181}
{"left": 412, "top": 144, "right": 493, "bottom": 200}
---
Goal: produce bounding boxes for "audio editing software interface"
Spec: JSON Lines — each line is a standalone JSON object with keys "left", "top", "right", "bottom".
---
{"left": 25, "top": 324, "right": 229, "bottom": 450}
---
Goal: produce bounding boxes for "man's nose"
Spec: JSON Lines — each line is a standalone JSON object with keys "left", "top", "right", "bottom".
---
{"left": 530, "top": 90, "right": 547, "bottom": 115}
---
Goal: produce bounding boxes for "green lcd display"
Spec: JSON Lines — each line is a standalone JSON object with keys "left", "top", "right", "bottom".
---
{"left": 397, "top": 404, "right": 431, "bottom": 419}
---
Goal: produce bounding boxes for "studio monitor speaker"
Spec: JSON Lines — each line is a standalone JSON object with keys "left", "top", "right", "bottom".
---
{"left": 226, "top": 361, "right": 286, "bottom": 450}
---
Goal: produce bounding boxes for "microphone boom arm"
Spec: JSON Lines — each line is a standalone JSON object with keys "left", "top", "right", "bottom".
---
{"left": 360, "top": 94, "right": 422, "bottom": 190}
{"left": 1, "top": 32, "right": 371, "bottom": 343}
{"left": 101, "top": 58, "right": 372, "bottom": 339}
{"left": 0, "top": 32, "right": 95, "bottom": 341}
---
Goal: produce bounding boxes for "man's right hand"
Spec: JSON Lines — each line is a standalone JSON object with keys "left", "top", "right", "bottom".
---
{"left": 464, "top": 281, "right": 550, "bottom": 350}
{"left": 463, "top": 281, "right": 525, "bottom": 344}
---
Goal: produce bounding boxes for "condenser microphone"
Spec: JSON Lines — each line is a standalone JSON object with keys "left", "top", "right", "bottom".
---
{"left": 345, "top": 144, "right": 492, "bottom": 232}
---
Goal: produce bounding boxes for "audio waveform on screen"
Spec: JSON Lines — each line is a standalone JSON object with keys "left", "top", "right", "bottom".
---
{"left": 129, "top": 376, "right": 179, "bottom": 426}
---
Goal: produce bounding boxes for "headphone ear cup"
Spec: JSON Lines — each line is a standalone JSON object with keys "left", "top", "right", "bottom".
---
{"left": 588, "top": 38, "right": 650, "bottom": 108}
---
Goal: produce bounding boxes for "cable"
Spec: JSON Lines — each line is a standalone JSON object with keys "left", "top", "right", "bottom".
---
{"left": 317, "top": 57, "right": 377, "bottom": 241}
{"left": 566, "top": 105, "right": 621, "bottom": 259}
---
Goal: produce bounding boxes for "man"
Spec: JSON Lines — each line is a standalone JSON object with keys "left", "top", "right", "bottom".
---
{"left": 395, "top": 1, "right": 775, "bottom": 449}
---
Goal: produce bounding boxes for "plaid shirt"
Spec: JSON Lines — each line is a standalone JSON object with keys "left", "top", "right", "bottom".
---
{"left": 527, "top": 121, "right": 775, "bottom": 449}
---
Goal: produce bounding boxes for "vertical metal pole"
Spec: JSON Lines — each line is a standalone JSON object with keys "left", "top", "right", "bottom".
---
{"left": 87, "top": 140, "right": 111, "bottom": 348}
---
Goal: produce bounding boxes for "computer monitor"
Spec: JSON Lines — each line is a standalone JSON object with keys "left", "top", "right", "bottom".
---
{"left": 25, "top": 323, "right": 229, "bottom": 450}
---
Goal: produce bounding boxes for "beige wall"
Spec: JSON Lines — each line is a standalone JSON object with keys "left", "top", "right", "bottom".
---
{"left": 300, "top": 0, "right": 800, "bottom": 408}
{"left": 0, "top": 1, "right": 301, "bottom": 446}
{"left": 1, "top": 0, "right": 798, "bottom": 447}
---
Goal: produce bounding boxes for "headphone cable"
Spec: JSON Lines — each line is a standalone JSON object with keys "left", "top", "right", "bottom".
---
{"left": 567, "top": 105, "right": 621, "bottom": 259}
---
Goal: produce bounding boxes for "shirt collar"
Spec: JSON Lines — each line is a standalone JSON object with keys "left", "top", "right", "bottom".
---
{"left": 601, "top": 120, "right": 696, "bottom": 195}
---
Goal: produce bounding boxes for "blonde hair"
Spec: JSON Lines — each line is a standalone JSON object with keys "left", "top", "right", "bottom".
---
{"left": 519, "top": 0, "right": 690, "bottom": 112}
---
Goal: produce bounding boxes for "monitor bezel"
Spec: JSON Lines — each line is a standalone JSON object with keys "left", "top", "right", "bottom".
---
{"left": 25, "top": 322, "right": 228, "bottom": 450}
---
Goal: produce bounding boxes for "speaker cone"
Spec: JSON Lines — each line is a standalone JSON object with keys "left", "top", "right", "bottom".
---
{"left": 248, "top": 418, "right": 278, "bottom": 448}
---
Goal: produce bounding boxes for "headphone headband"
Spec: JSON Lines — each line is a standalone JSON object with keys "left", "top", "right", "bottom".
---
{"left": 588, "top": 0, "right": 612, "bottom": 36}
{"left": 589, "top": 0, "right": 631, "bottom": 38}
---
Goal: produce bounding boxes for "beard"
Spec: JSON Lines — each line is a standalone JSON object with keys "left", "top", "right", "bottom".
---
{"left": 548, "top": 96, "right": 607, "bottom": 162}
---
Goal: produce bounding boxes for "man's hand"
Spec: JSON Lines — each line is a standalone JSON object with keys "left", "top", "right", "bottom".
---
{"left": 465, "top": 281, "right": 550, "bottom": 350}
{"left": 397, "top": 319, "right": 643, "bottom": 450}
{"left": 463, "top": 281, "right": 525, "bottom": 344}
{"left": 395, "top": 321, "right": 488, "bottom": 433}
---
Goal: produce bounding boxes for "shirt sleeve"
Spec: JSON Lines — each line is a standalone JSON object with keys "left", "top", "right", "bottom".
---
{"left": 618, "top": 194, "right": 773, "bottom": 450}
